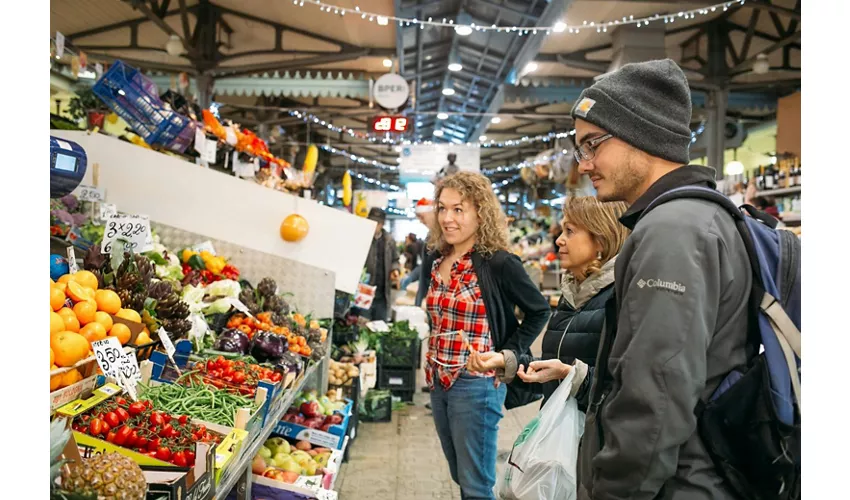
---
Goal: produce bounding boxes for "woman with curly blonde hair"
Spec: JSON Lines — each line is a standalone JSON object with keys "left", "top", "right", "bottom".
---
{"left": 471, "top": 196, "right": 629, "bottom": 407}
{"left": 423, "top": 172, "right": 550, "bottom": 499}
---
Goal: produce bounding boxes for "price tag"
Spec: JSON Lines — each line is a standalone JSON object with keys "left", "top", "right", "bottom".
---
{"left": 203, "top": 138, "right": 218, "bottom": 163}
{"left": 194, "top": 128, "right": 207, "bottom": 154}
{"left": 226, "top": 298, "right": 255, "bottom": 317}
{"left": 99, "top": 203, "right": 117, "bottom": 220}
{"left": 118, "top": 350, "right": 142, "bottom": 383}
{"left": 92, "top": 337, "right": 124, "bottom": 379}
{"left": 366, "top": 320, "right": 390, "bottom": 333}
{"left": 77, "top": 185, "right": 106, "bottom": 202}
{"left": 192, "top": 241, "right": 216, "bottom": 255}
{"left": 66, "top": 247, "right": 79, "bottom": 274}
{"left": 101, "top": 215, "right": 153, "bottom": 254}
{"left": 157, "top": 327, "right": 183, "bottom": 377}
{"left": 95, "top": 63, "right": 103, "bottom": 78}
{"left": 225, "top": 127, "right": 237, "bottom": 146}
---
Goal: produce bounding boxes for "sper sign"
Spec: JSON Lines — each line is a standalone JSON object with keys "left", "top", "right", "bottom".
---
{"left": 371, "top": 116, "right": 409, "bottom": 133}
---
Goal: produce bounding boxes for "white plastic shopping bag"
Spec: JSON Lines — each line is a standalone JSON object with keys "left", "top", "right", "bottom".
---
{"left": 497, "top": 370, "right": 585, "bottom": 500}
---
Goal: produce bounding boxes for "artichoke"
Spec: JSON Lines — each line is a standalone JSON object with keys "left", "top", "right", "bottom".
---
{"left": 257, "top": 277, "right": 277, "bottom": 298}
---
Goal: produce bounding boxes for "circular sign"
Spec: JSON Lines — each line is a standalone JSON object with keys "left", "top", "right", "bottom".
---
{"left": 374, "top": 73, "right": 410, "bottom": 110}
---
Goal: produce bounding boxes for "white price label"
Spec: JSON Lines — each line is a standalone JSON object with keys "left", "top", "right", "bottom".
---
{"left": 226, "top": 298, "right": 255, "bottom": 317}
{"left": 157, "top": 328, "right": 176, "bottom": 357}
{"left": 225, "top": 127, "right": 237, "bottom": 146}
{"left": 194, "top": 128, "right": 207, "bottom": 154}
{"left": 118, "top": 350, "right": 142, "bottom": 383}
{"left": 366, "top": 320, "right": 390, "bottom": 333}
{"left": 95, "top": 63, "right": 103, "bottom": 78}
{"left": 77, "top": 185, "right": 106, "bottom": 202}
{"left": 92, "top": 337, "right": 124, "bottom": 378}
{"left": 66, "top": 247, "right": 79, "bottom": 274}
{"left": 192, "top": 241, "right": 216, "bottom": 255}
{"left": 99, "top": 203, "right": 117, "bottom": 220}
{"left": 101, "top": 215, "right": 153, "bottom": 254}
{"left": 203, "top": 138, "right": 218, "bottom": 163}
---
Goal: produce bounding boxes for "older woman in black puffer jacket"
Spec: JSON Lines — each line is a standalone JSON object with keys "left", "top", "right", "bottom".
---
{"left": 469, "top": 197, "right": 629, "bottom": 404}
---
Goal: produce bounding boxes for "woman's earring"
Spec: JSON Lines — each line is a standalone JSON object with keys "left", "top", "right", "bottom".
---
{"left": 596, "top": 251, "right": 603, "bottom": 260}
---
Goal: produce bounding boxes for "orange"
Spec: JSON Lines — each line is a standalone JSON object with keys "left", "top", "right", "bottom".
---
{"left": 50, "top": 312, "right": 65, "bottom": 335}
{"left": 280, "top": 214, "right": 310, "bottom": 242}
{"left": 109, "top": 323, "right": 132, "bottom": 345}
{"left": 67, "top": 281, "right": 95, "bottom": 303}
{"left": 63, "top": 315, "right": 80, "bottom": 333}
{"left": 57, "top": 274, "right": 72, "bottom": 285}
{"left": 95, "top": 289, "right": 122, "bottom": 314}
{"left": 60, "top": 368, "right": 83, "bottom": 388}
{"left": 50, "top": 347, "right": 55, "bottom": 367}
{"left": 50, "top": 287, "right": 66, "bottom": 311}
{"left": 53, "top": 282, "right": 67, "bottom": 295}
{"left": 80, "top": 322, "right": 107, "bottom": 344}
{"left": 135, "top": 330, "right": 152, "bottom": 345}
{"left": 72, "top": 270, "right": 99, "bottom": 290}
{"left": 50, "top": 371, "right": 62, "bottom": 391}
{"left": 116, "top": 308, "right": 142, "bottom": 323}
{"left": 73, "top": 301, "right": 98, "bottom": 325}
{"left": 57, "top": 307, "right": 76, "bottom": 324}
{"left": 93, "top": 311, "right": 113, "bottom": 332}
{"left": 51, "top": 331, "right": 90, "bottom": 366}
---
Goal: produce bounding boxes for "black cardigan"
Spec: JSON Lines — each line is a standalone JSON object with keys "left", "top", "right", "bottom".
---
{"left": 422, "top": 248, "right": 551, "bottom": 409}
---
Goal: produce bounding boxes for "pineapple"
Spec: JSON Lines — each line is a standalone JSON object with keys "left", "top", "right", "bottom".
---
{"left": 62, "top": 451, "right": 146, "bottom": 500}
{"left": 50, "top": 418, "right": 95, "bottom": 500}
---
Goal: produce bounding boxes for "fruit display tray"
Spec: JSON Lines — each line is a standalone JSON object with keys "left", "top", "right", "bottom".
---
{"left": 271, "top": 399, "right": 353, "bottom": 450}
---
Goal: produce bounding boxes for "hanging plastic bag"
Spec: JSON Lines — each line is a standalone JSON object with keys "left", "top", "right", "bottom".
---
{"left": 497, "top": 369, "right": 584, "bottom": 500}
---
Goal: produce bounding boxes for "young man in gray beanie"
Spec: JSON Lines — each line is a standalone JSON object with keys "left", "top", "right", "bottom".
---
{"left": 523, "top": 59, "right": 752, "bottom": 499}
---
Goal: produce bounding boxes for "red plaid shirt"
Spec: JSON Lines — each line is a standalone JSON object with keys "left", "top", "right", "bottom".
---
{"left": 425, "top": 250, "right": 494, "bottom": 390}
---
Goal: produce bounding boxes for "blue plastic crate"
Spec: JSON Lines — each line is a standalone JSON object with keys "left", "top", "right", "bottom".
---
{"left": 272, "top": 399, "right": 353, "bottom": 450}
{"left": 91, "top": 60, "right": 195, "bottom": 152}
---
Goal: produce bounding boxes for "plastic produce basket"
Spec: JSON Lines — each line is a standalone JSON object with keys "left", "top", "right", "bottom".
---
{"left": 378, "top": 337, "right": 420, "bottom": 369}
{"left": 91, "top": 60, "right": 195, "bottom": 153}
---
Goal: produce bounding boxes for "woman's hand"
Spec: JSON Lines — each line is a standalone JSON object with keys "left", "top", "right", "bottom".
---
{"left": 517, "top": 359, "right": 572, "bottom": 383}
{"left": 467, "top": 349, "right": 505, "bottom": 373}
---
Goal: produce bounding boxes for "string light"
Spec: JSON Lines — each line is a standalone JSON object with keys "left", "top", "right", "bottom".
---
{"left": 292, "top": 0, "right": 744, "bottom": 35}
{"left": 290, "top": 110, "right": 401, "bottom": 144}
{"left": 491, "top": 174, "right": 521, "bottom": 189}
{"left": 481, "top": 130, "right": 574, "bottom": 149}
{"left": 320, "top": 144, "right": 399, "bottom": 172}
{"left": 347, "top": 170, "right": 402, "bottom": 191}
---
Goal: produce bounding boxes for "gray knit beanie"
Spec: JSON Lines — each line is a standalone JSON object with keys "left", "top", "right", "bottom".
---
{"left": 570, "top": 59, "right": 693, "bottom": 164}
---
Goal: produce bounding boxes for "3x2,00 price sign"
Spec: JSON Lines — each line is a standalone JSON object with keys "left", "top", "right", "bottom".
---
{"left": 101, "top": 215, "right": 153, "bottom": 254}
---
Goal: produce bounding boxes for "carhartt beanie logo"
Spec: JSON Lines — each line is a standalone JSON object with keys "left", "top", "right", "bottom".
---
{"left": 570, "top": 59, "right": 693, "bottom": 164}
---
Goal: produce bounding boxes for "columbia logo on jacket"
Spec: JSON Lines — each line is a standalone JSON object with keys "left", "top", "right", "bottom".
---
{"left": 636, "top": 278, "right": 687, "bottom": 294}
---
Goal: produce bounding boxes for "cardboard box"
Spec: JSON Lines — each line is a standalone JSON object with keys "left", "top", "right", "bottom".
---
{"left": 214, "top": 428, "right": 250, "bottom": 485}
{"left": 142, "top": 441, "right": 215, "bottom": 500}
{"left": 272, "top": 400, "right": 352, "bottom": 450}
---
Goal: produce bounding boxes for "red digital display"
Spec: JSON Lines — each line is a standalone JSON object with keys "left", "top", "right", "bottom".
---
{"left": 371, "top": 116, "right": 409, "bottom": 133}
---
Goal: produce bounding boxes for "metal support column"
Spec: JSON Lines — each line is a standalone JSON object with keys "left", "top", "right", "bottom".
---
{"left": 706, "top": 88, "right": 728, "bottom": 178}
{"left": 196, "top": 74, "right": 214, "bottom": 110}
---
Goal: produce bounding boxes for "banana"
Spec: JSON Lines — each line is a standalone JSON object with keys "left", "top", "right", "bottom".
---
{"left": 342, "top": 171, "right": 352, "bottom": 206}
{"left": 302, "top": 145, "right": 318, "bottom": 179}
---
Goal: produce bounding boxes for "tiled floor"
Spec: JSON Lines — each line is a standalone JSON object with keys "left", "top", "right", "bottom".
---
{"left": 334, "top": 390, "right": 540, "bottom": 499}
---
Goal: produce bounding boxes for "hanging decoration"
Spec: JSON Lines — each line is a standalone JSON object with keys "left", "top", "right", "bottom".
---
{"left": 347, "top": 170, "right": 402, "bottom": 192}
{"left": 291, "top": 0, "right": 746, "bottom": 36}
{"left": 320, "top": 145, "right": 398, "bottom": 172}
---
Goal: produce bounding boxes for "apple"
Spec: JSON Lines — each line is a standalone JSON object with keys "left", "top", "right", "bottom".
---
{"left": 302, "top": 460, "right": 318, "bottom": 476}
{"left": 300, "top": 401, "right": 321, "bottom": 418}
{"left": 252, "top": 456, "right": 267, "bottom": 475}
{"left": 320, "top": 423, "right": 332, "bottom": 432}
{"left": 280, "top": 471, "right": 299, "bottom": 484}
{"left": 258, "top": 446, "right": 272, "bottom": 459}
{"left": 279, "top": 457, "right": 302, "bottom": 474}
{"left": 295, "top": 440, "right": 312, "bottom": 451}
{"left": 271, "top": 453, "right": 290, "bottom": 468}
{"left": 327, "top": 414, "right": 343, "bottom": 425}
{"left": 293, "top": 414, "right": 306, "bottom": 425}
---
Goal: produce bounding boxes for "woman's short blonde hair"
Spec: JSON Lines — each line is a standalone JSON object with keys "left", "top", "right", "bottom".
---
{"left": 562, "top": 197, "right": 630, "bottom": 277}
{"left": 428, "top": 172, "right": 509, "bottom": 256}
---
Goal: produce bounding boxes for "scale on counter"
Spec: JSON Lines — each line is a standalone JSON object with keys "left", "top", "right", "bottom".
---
{"left": 50, "top": 136, "right": 87, "bottom": 198}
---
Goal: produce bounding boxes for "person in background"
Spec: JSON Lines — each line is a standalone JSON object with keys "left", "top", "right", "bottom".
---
{"left": 404, "top": 233, "right": 422, "bottom": 271}
{"left": 469, "top": 197, "right": 629, "bottom": 407}
{"left": 432, "top": 153, "right": 460, "bottom": 184}
{"left": 411, "top": 199, "right": 436, "bottom": 307}
{"left": 364, "top": 208, "right": 399, "bottom": 322}
{"left": 752, "top": 195, "right": 780, "bottom": 218}
{"left": 426, "top": 172, "right": 549, "bottom": 500}
{"left": 562, "top": 58, "right": 752, "bottom": 499}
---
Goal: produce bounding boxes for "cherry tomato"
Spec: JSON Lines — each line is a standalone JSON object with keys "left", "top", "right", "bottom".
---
{"left": 172, "top": 451, "right": 188, "bottom": 467}
{"left": 233, "top": 371, "right": 246, "bottom": 384}
{"left": 147, "top": 438, "right": 161, "bottom": 452}
{"left": 116, "top": 397, "right": 128, "bottom": 406}
{"left": 144, "top": 400, "right": 153, "bottom": 410}
{"left": 89, "top": 419, "right": 106, "bottom": 436}
{"left": 128, "top": 430, "right": 139, "bottom": 448}
{"left": 128, "top": 402, "right": 146, "bottom": 416}
{"left": 104, "top": 412, "right": 120, "bottom": 428}
{"left": 114, "top": 426, "right": 132, "bottom": 446}
{"left": 185, "top": 450, "right": 195, "bottom": 464}
{"left": 115, "top": 408, "right": 130, "bottom": 422}
{"left": 150, "top": 413, "right": 165, "bottom": 427}
{"left": 105, "top": 431, "right": 117, "bottom": 443}
{"left": 178, "top": 415, "right": 189, "bottom": 425}
{"left": 136, "top": 436, "right": 148, "bottom": 450}
{"left": 155, "top": 447, "right": 172, "bottom": 461}
{"left": 159, "top": 424, "right": 175, "bottom": 438}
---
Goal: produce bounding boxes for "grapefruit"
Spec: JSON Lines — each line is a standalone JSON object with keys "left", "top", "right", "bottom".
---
{"left": 51, "top": 331, "right": 90, "bottom": 367}
{"left": 50, "top": 312, "right": 65, "bottom": 335}
{"left": 73, "top": 301, "right": 97, "bottom": 325}
{"left": 93, "top": 311, "right": 113, "bottom": 332}
{"left": 80, "top": 322, "right": 107, "bottom": 344}
{"left": 72, "top": 270, "right": 99, "bottom": 290}
{"left": 95, "top": 289, "right": 122, "bottom": 314}
{"left": 67, "top": 281, "right": 95, "bottom": 303}
{"left": 280, "top": 214, "right": 309, "bottom": 242}
{"left": 109, "top": 323, "right": 132, "bottom": 345}
{"left": 50, "top": 287, "right": 66, "bottom": 311}
{"left": 116, "top": 308, "right": 142, "bottom": 323}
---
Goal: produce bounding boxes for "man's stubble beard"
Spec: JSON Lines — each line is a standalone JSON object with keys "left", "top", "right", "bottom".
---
{"left": 598, "top": 151, "right": 648, "bottom": 204}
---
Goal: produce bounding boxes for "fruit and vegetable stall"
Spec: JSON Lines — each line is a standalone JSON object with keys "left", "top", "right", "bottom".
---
{"left": 49, "top": 136, "right": 378, "bottom": 500}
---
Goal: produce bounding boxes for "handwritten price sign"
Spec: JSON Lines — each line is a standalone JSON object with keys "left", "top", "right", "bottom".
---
{"left": 92, "top": 337, "right": 124, "bottom": 378}
{"left": 77, "top": 185, "right": 106, "bottom": 202}
{"left": 101, "top": 215, "right": 153, "bottom": 253}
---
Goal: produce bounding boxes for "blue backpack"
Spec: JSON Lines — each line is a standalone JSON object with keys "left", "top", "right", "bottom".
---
{"left": 645, "top": 186, "right": 801, "bottom": 500}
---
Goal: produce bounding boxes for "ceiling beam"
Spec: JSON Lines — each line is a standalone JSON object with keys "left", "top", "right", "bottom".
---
{"left": 745, "top": 0, "right": 801, "bottom": 21}
{"left": 121, "top": 0, "right": 197, "bottom": 57}
{"left": 729, "top": 30, "right": 801, "bottom": 73}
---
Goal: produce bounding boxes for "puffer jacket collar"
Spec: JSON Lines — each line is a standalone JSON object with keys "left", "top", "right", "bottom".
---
{"left": 561, "top": 255, "right": 617, "bottom": 309}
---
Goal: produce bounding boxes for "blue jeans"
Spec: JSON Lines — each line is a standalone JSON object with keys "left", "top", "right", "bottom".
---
{"left": 431, "top": 372, "right": 507, "bottom": 500}
{"left": 401, "top": 264, "right": 421, "bottom": 290}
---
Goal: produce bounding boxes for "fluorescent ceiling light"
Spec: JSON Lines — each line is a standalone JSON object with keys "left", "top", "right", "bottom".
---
{"left": 455, "top": 25, "right": 473, "bottom": 36}
{"left": 382, "top": 58, "right": 393, "bottom": 68}
{"left": 491, "top": 117, "right": 501, "bottom": 124}
{"left": 448, "top": 63, "right": 462, "bottom": 72}
{"left": 433, "top": 130, "right": 444, "bottom": 137}
{"left": 437, "top": 112, "right": 449, "bottom": 120}
{"left": 442, "top": 88, "right": 456, "bottom": 96}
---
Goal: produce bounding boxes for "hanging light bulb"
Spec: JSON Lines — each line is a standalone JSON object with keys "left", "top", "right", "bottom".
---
{"left": 165, "top": 35, "right": 183, "bottom": 56}
{"left": 437, "top": 112, "right": 449, "bottom": 119}
{"left": 753, "top": 54, "right": 770, "bottom": 74}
